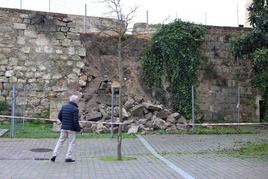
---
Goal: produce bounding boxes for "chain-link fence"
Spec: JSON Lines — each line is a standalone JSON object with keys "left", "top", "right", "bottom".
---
{"left": 0, "top": 83, "right": 52, "bottom": 138}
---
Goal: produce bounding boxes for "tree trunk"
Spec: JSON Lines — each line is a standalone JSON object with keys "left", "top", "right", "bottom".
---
{"left": 117, "top": 124, "right": 122, "bottom": 160}
{"left": 117, "top": 35, "right": 123, "bottom": 160}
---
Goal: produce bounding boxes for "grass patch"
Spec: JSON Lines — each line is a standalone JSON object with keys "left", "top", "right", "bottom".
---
{"left": 0, "top": 122, "right": 136, "bottom": 139}
{"left": 0, "top": 122, "right": 59, "bottom": 138}
{"left": 192, "top": 127, "right": 255, "bottom": 134}
{"left": 100, "top": 155, "right": 137, "bottom": 161}
{"left": 145, "top": 127, "right": 256, "bottom": 135}
{"left": 78, "top": 132, "right": 136, "bottom": 139}
{"left": 224, "top": 142, "right": 268, "bottom": 157}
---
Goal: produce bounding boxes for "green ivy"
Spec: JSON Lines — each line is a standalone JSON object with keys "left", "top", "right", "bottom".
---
{"left": 142, "top": 20, "right": 205, "bottom": 119}
{"left": 0, "top": 100, "right": 9, "bottom": 115}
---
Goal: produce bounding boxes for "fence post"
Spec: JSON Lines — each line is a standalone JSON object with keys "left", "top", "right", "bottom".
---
{"left": 49, "top": 0, "right": 51, "bottom": 12}
{"left": 192, "top": 85, "right": 195, "bottom": 131}
{"left": 146, "top": 10, "right": 149, "bottom": 31}
{"left": 10, "top": 84, "right": 16, "bottom": 138}
{"left": 83, "top": 4, "right": 87, "bottom": 33}
{"left": 111, "top": 87, "right": 115, "bottom": 138}
{"left": 237, "top": 86, "right": 240, "bottom": 127}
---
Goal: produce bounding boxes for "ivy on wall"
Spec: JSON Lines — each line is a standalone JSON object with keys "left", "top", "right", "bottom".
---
{"left": 142, "top": 20, "right": 205, "bottom": 119}
{"left": 230, "top": 0, "right": 268, "bottom": 121}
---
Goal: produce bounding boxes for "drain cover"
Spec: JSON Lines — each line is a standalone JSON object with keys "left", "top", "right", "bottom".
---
{"left": 34, "top": 158, "right": 50, "bottom": 160}
{"left": 30, "top": 148, "right": 53, "bottom": 152}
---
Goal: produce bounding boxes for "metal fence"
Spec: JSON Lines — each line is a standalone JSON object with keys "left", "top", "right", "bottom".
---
{"left": 0, "top": 83, "right": 51, "bottom": 137}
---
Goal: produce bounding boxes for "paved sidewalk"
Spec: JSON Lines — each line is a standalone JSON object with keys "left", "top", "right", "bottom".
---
{"left": 0, "top": 133, "right": 267, "bottom": 179}
{"left": 144, "top": 134, "right": 268, "bottom": 179}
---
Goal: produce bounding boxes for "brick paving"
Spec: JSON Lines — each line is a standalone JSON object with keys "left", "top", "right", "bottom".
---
{"left": 0, "top": 133, "right": 267, "bottom": 179}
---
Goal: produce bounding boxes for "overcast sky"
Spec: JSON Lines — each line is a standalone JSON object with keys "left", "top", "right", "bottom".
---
{"left": 0, "top": 0, "right": 247, "bottom": 27}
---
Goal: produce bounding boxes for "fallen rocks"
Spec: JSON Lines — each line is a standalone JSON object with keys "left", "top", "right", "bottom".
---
{"left": 85, "top": 112, "right": 102, "bottom": 121}
{"left": 152, "top": 116, "right": 168, "bottom": 130}
{"left": 130, "top": 104, "right": 144, "bottom": 117}
{"left": 79, "top": 95, "right": 189, "bottom": 133}
{"left": 127, "top": 124, "right": 139, "bottom": 134}
{"left": 142, "top": 102, "right": 162, "bottom": 111}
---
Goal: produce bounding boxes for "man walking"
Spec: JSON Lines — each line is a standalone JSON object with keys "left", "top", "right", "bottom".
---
{"left": 51, "top": 95, "right": 81, "bottom": 162}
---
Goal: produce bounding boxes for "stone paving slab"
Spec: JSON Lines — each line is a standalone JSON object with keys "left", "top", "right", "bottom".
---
{"left": 143, "top": 134, "right": 268, "bottom": 153}
{"left": 165, "top": 154, "right": 268, "bottom": 179}
{"left": 1, "top": 134, "right": 268, "bottom": 178}
{"left": 0, "top": 138, "right": 179, "bottom": 179}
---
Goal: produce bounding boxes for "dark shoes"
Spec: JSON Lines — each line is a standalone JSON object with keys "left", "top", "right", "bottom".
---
{"left": 51, "top": 156, "right": 75, "bottom": 162}
{"left": 65, "top": 159, "right": 75, "bottom": 162}
{"left": 51, "top": 156, "right": 56, "bottom": 162}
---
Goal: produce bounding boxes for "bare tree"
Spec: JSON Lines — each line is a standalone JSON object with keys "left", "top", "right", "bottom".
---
{"left": 101, "top": 0, "right": 138, "bottom": 160}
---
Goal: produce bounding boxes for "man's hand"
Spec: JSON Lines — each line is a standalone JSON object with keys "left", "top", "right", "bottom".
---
{"left": 56, "top": 119, "right": 62, "bottom": 125}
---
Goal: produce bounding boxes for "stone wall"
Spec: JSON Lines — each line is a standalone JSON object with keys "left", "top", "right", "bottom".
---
{"left": 0, "top": 8, "right": 87, "bottom": 118}
{"left": 198, "top": 26, "right": 257, "bottom": 122}
{"left": 132, "top": 23, "right": 258, "bottom": 122}
{"left": 0, "top": 7, "right": 259, "bottom": 123}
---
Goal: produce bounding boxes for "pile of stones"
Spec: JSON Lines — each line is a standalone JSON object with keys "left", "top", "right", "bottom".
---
{"left": 77, "top": 96, "right": 189, "bottom": 134}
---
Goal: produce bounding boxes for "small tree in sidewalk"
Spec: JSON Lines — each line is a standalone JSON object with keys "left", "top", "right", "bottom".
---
{"left": 101, "top": 0, "right": 138, "bottom": 160}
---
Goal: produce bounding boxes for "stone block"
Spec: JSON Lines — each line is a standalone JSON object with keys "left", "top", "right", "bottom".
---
{"left": 52, "top": 86, "right": 68, "bottom": 92}
{"left": 20, "top": 14, "right": 29, "bottom": 18}
{"left": 23, "top": 18, "right": 31, "bottom": 24}
{"left": 52, "top": 39, "right": 60, "bottom": 45}
{"left": 68, "top": 47, "right": 75, "bottom": 55}
{"left": 21, "top": 47, "right": 31, "bottom": 53}
{"left": 96, "top": 94, "right": 119, "bottom": 106}
{"left": 67, "top": 22, "right": 76, "bottom": 28}
{"left": 79, "top": 79, "right": 87, "bottom": 87}
{"left": 66, "top": 32, "right": 79, "bottom": 39}
{"left": 73, "top": 68, "right": 80, "bottom": 75}
{"left": 9, "top": 58, "right": 18, "bottom": 66}
{"left": 128, "top": 124, "right": 139, "bottom": 134}
{"left": 28, "top": 78, "right": 36, "bottom": 83}
{"left": 36, "top": 35, "right": 49, "bottom": 46}
{"left": 142, "top": 102, "right": 162, "bottom": 111}
{"left": 24, "top": 30, "right": 37, "bottom": 38}
{"left": 67, "top": 73, "right": 78, "bottom": 80}
{"left": 55, "top": 32, "right": 65, "bottom": 40}
{"left": 55, "top": 20, "right": 66, "bottom": 27}
{"left": 138, "top": 118, "right": 148, "bottom": 125}
{"left": 77, "top": 48, "right": 86, "bottom": 57}
{"left": 34, "top": 47, "right": 43, "bottom": 53}
{"left": 71, "top": 40, "right": 81, "bottom": 46}
{"left": 5, "top": 70, "right": 13, "bottom": 77}
{"left": 34, "top": 72, "right": 42, "bottom": 78}
{"left": 155, "top": 110, "right": 171, "bottom": 120}
{"left": 61, "top": 39, "right": 71, "bottom": 46}
{"left": 152, "top": 116, "right": 168, "bottom": 130}
{"left": 44, "top": 46, "right": 53, "bottom": 53}
{"left": 0, "top": 77, "right": 8, "bottom": 82}
{"left": 0, "top": 59, "right": 8, "bottom": 65}
{"left": 0, "top": 66, "right": 6, "bottom": 71}
{"left": 69, "top": 27, "right": 78, "bottom": 32}
{"left": 76, "top": 61, "right": 85, "bottom": 68}
{"left": 42, "top": 74, "right": 51, "bottom": 80}
{"left": 72, "top": 55, "right": 81, "bottom": 61}
{"left": 95, "top": 123, "right": 109, "bottom": 133}
{"left": 130, "top": 104, "right": 145, "bottom": 117}
{"left": 25, "top": 72, "right": 34, "bottom": 78}
{"left": 13, "top": 23, "right": 26, "bottom": 30}
{"left": 85, "top": 112, "right": 103, "bottom": 121}
{"left": 52, "top": 73, "right": 62, "bottom": 79}
{"left": 56, "top": 49, "right": 63, "bottom": 54}
{"left": 17, "top": 36, "right": 25, "bottom": 44}
{"left": 60, "top": 26, "right": 69, "bottom": 32}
